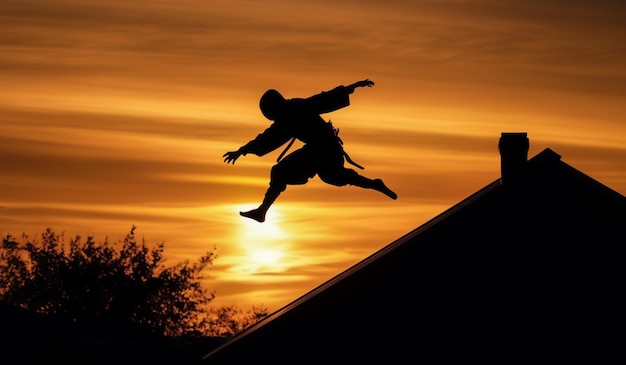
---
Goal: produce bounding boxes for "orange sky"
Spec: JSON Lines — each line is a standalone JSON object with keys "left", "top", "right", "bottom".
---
{"left": 1, "top": 0, "right": 625, "bottom": 312}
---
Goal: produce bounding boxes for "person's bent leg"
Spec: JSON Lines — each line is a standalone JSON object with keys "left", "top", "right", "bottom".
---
{"left": 241, "top": 150, "right": 315, "bottom": 222}
{"left": 240, "top": 184, "right": 283, "bottom": 222}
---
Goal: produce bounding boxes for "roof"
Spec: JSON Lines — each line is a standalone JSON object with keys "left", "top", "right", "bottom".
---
{"left": 202, "top": 146, "right": 625, "bottom": 364}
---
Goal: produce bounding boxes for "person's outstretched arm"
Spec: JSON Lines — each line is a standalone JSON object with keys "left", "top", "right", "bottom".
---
{"left": 223, "top": 123, "right": 292, "bottom": 164}
{"left": 346, "top": 79, "right": 374, "bottom": 94}
{"left": 223, "top": 148, "right": 246, "bottom": 164}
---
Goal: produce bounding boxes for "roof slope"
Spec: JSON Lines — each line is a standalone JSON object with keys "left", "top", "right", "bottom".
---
{"left": 203, "top": 147, "right": 625, "bottom": 364}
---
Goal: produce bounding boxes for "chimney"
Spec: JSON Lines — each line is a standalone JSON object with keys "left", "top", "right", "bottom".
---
{"left": 498, "top": 132, "right": 529, "bottom": 186}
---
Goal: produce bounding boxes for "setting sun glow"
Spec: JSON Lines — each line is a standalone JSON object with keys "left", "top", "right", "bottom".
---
{"left": 1, "top": 0, "right": 624, "bottom": 312}
{"left": 235, "top": 206, "right": 289, "bottom": 274}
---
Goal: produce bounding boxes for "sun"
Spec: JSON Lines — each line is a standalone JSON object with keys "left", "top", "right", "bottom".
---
{"left": 234, "top": 205, "right": 291, "bottom": 274}
{"left": 246, "top": 247, "right": 283, "bottom": 266}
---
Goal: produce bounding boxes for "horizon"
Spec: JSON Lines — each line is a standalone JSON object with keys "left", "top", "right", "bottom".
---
{"left": 2, "top": 0, "right": 625, "bottom": 312}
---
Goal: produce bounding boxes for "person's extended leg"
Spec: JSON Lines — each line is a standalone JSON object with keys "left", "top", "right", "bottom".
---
{"left": 320, "top": 167, "right": 397, "bottom": 200}
{"left": 241, "top": 148, "right": 316, "bottom": 222}
{"left": 350, "top": 174, "right": 397, "bottom": 199}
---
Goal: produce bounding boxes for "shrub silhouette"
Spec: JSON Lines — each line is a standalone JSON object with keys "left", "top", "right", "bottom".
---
{"left": 0, "top": 225, "right": 267, "bottom": 338}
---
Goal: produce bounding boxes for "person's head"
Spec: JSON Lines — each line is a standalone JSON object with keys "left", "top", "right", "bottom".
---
{"left": 259, "top": 89, "right": 285, "bottom": 120}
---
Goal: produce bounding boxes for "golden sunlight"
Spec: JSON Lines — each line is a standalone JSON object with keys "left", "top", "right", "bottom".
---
{"left": 233, "top": 205, "right": 291, "bottom": 274}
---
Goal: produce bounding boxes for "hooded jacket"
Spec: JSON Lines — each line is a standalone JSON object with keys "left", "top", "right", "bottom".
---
{"left": 242, "top": 86, "right": 351, "bottom": 156}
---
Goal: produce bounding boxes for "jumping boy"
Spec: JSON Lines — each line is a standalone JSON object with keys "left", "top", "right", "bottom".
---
{"left": 223, "top": 79, "right": 397, "bottom": 222}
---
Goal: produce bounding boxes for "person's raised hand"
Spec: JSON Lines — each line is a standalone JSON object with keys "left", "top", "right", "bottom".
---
{"left": 356, "top": 79, "right": 374, "bottom": 88}
{"left": 347, "top": 79, "right": 375, "bottom": 93}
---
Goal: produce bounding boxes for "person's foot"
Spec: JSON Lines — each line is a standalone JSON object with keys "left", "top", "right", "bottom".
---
{"left": 240, "top": 208, "right": 266, "bottom": 222}
{"left": 373, "top": 179, "right": 397, "bottom": 200}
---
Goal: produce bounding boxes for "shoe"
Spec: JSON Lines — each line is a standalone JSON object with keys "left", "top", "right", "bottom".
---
{"left": 240, "top": 208, "right": 266, "bottom": 223}
{"left": 373, "top": 179, "right": 397, "bottom": 200}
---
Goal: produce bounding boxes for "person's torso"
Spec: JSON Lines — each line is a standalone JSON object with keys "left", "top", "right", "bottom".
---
{"left": 277, "top": 101, "right": 337, "bottom": 144}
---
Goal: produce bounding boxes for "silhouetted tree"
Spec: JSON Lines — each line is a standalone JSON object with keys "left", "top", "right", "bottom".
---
{"left": 204, "top": 304, "right": 269, "bottom": 337}
{"left": 0, "top": 226, "right": 267, "bottom": 338}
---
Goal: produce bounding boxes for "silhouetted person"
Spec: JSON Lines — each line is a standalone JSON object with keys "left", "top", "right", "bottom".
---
{"left": 223, "top": 79, "right": 397, "bottom": 222}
